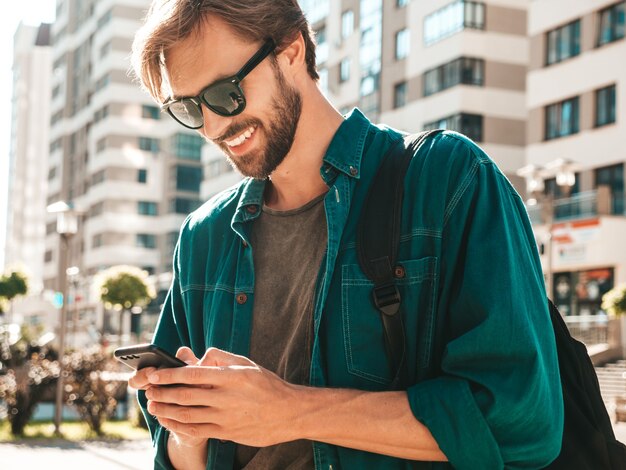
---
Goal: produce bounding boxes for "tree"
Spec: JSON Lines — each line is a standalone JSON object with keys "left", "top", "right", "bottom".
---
{"left": 0, "top": 271, "right": 28, "bottom": 321}
{"left": 0, "top": 325, "right": 57, "bottom": 436}
{"left": 96, "top": 266, "right": 155, "bottom": 342}
{"left": 64, "top": 348, "right": 127, "bottom": 435}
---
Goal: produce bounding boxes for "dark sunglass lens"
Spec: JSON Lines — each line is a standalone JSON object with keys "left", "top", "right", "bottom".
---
{"left": 168, "top": 100, "right": 203, "bottom": 128}
{"left": 202, "top": 82, "right": 245, "bottom": 116}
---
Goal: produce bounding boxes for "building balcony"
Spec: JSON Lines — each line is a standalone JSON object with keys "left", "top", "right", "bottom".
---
{"left": 527, "top": 186, "right": 618, "bottom": 225}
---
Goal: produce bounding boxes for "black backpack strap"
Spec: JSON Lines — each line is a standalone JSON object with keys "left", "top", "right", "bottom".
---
{"left": 357, "top": 130, "right": 441, "bottom": 390}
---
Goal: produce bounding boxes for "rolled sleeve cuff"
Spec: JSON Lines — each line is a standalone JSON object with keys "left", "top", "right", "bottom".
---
{"left": 407, "top": 377, "right": 503, "bottom": 470}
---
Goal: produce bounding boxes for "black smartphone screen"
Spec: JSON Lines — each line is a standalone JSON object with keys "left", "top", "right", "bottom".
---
{"left": 114, "top": 343, "right": 187, "bottom": 370}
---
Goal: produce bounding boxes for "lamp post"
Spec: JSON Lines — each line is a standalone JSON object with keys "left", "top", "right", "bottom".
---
{"left": 517, "top": 160, "right": 578, "bottom": 300}
{"left": 47, "top": 201, "right": 79, "bottom": 436}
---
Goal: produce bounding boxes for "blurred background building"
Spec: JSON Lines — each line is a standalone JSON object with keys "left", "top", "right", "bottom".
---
{"left": 2, "top": 0, "right": 625, "bottom": 366}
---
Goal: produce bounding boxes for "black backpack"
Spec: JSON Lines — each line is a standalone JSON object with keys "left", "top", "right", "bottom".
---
{"left": 357, "top": 131, "right": 626, "bottom": 469}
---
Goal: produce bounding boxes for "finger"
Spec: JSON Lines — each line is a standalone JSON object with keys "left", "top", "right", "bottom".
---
{"left": 199, "top": 347, "right": 254, "bottom": 367}
{"left": 148, "top": 400, "right": 218, "bottom": 424}
{"left": 128, "top": 367, "right": 157, "bottom": 390}
{"left": 157, "top": 417, "right": 221, "bottom": 440}
{"left": 146, "top": 385, "right": 214, "bottom": 406}
{"left": 147, "top": 364, "right": 256, "bottom": 386}
{"left": 176, "top": 347, "right": 199, "bottom": 365}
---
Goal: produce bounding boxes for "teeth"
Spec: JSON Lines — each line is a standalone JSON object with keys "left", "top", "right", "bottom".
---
{"left": 226, "top": 126, "right": 255, "bottom": 147}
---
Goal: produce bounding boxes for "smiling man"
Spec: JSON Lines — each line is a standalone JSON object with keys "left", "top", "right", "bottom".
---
{"left": 129, "top": 1, "right": 563, "bottom": 469}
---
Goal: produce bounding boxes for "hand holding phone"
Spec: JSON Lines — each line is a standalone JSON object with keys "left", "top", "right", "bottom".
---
{"left": 114, "top": 343, "right": 187, "bottom": 370}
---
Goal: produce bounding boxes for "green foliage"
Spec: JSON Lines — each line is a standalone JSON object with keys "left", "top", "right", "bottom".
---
{"left": 63, "top": 349, "right": 127, "bottom": 436}
{"left": 0, "top": 271, "right": 28, "bottom": 302}
{"left": 99, "top": 269, "right": 153, "bottom": 309}
{"left": 602, "top": 283, "right": 626, "bottom": 316}
{"left": 0, "top": 326, "right": 58, "bottom": 436}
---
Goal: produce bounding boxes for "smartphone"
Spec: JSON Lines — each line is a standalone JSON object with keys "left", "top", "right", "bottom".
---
{"left": 114, "top": 343, "right": 187, "bottom": 370}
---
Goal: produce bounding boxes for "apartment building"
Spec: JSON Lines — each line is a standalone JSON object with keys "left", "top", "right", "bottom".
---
{"left": 301, "top": 0, "right": 530, "bottom": 185}
{"left": 5, "top": 23, "right": 52, "bottom": 295}
{"left": 526, "top": 0, "right": 625, "bottom": 318}
{"left": 42, "top": 0, "right": 237, "bottom": 340}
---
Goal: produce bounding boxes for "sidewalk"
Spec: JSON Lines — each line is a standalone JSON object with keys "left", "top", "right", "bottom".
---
{"left": 1, "top": 424, "right": 625, "bottom": 469}
{"left": 0, "top": 437, "right": 153, "bottom": 469}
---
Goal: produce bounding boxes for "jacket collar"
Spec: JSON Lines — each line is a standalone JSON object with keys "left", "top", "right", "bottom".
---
{"left": 234, "top": 107, "right": 371, "bottom": 220}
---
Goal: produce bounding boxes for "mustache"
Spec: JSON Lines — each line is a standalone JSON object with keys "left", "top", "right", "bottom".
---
{"left": 214, "top": 119, "right": 262, "bottom": 144}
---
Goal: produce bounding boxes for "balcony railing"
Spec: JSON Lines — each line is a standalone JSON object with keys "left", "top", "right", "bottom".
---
{"left": 526, "top": 187, "right": 615, "bottom": 224}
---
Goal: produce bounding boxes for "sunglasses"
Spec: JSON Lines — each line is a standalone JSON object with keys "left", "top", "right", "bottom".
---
{"left": 161, "top": 39, "right": 276, "bottom": 129}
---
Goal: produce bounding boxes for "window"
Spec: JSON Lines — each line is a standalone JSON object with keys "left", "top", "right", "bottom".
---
{"left": 172, "top": 133, "right": 204, "bottom": 160}
{"left": 94, "top": 74, "right": 110, "bottom": 92}
{"left": 48, "top": 167, "right": 57, "bottom": 181}
{"left": 319, "top": 68, "right": 329, "bottom": 95}
{"left": 169, "top": 198, "right": 202, "bottom": 214}
{"left": 97, "top": 9, "right": 112, "bottom": 28}
{"left": 424, "top": 113, "right": 483, "bottom": 142}
{"left": 139, "top": 137, "right": 160, "bottom": 153}
{"left": 424, "top": 1, "right": 485, "bottom": 46}
{"left": 206, "top": 159, "right": 233, "bottom": 178}
{"left": 138, "top": 169, "right": 147, "bottom": 183}
{"left": 90, "top": 201, "right": 104, "bottom": 217}
{"left": 595, "top": 163, "right": 624, "bottom": 215}
{"left": 341, "top": 10, "right": 354, "bottom": 39}
{"left": 545, "top": 97, "right": 580, "bottom": 140}
{"left": 91, "top": 169, "right": 105, "bottom": 186}
{"left": 424, "top": 57, "right": 484, "bottom": 96}
{"left": 316, "top": 27, "right": 328, "bottom": 64}
{"left": 546, "top": 20, "right": 581, "bottom": 65}
{"left": 138, "top": 201, "right": 158, "bottom": 216}
{"left": 142, "top": 105, "right": 160, "bottom": 120}
{"left": 395, "top": 28, "right": 410, "bottom": 59}
{"left": 96, "top": 138, "right": 106, "bottom": 153}
{"left": 394, "top": 81, "right": 407, "bottom": 108}
{"left": 299, "top": 0, "right": 330, "bottom": 24}
{"left": 596, "top": 85, "right": 617, "bottom": 127}
{"left": 99, "top": 41, "right": 111, "bottom": 58}
{"left": 92, "top": 234, "right": 103, "bottom": 248}
{"left": 598, "top": 1, "right": 625, "bottom": 46}
{"left": 340, "top": 58, "right": 351, "bottom": 82}
{"left": 94, "top": 105, "right": 109, "bottom": 123}
{"left": 397, "top": 0, "right": 409, "bottom": 6}
{"left": 136, "top": 234, "right": 157, "bottom": 249}
{"left": 176, "top": 165, "right": 203, "bottom": 192}
{"left": 44, "top": 250, "right": 53, "bottom": 263}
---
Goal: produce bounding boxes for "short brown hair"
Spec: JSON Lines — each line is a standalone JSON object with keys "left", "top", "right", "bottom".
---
{"left": 131, "top": 0, "right": 319, "bottom": 103}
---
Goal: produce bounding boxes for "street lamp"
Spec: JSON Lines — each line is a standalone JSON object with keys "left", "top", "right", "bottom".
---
{"left": 517, "top": 160, "right": 579, "bottom": 300}
{"left": 47, "top": 201, "right": 80, "bottom": 436}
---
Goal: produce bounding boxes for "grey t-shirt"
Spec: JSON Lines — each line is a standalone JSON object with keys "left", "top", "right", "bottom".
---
{"left": 234, "top": 192, "right": 327, "bottom": 470}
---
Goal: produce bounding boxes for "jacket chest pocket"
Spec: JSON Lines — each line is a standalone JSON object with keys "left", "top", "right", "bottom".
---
{"left": 341, "top": 256, "right": 438, "bottom": 386}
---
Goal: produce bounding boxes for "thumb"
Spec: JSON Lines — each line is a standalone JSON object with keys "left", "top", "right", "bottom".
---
{"left": 176, "top": 346, "right": 199, "bottom": 365}
{"left": 198, "top": 347, "right": 254, "bottom": 367}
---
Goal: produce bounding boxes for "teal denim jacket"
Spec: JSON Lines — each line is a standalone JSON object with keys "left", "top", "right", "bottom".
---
{"left": 138, "top": 108, "right": 563, "bottom": 470}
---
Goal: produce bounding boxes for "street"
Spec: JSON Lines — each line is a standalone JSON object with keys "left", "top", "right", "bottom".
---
{"left": 1, "top": 423, "right": 625, "bottom": 469}
{"left": 0, "top": 437, "right": 153, "bottom": 469}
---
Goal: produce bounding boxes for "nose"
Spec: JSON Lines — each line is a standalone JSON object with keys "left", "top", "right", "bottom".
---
{"left": 199, "top": 104, "right": 233, "bottom": 142}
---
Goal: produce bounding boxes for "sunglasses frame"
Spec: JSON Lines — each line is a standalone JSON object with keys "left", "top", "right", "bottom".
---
{"left": 161, "top": 38, "right": 276, "bottom": 129}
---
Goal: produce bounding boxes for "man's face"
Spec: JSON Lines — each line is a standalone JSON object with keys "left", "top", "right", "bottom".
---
{"left": 164, "top": 16, "right": 302, "bottom": 179}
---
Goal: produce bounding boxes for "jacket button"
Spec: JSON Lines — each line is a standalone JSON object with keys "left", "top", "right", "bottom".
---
{"left": 246, "top": 205, "right": 258, "bottom": 214}
{"left": 394, "top": 265, "right": 406, "bottom": 279}
{"left": 349, "top": 166, "right": 358, "bottom": 176}
{"left": 236, "top": 293, "right": 248, "bottom": 304}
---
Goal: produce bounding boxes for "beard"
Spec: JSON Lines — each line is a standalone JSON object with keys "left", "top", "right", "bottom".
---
{"left": 216, "top": 66, "right": 302, "bottom": 180}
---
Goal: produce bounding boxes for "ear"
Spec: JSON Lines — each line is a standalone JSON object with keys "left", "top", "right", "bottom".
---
{"left": 277, "top": 32, "right": 307, "bottom": 78}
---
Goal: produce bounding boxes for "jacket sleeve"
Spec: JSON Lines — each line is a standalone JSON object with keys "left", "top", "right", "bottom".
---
{"left": 137, "top": 239, "right": 189, "bottom": 470}
{"left": 406, "top": 137, "right": 564, "bottom": 469}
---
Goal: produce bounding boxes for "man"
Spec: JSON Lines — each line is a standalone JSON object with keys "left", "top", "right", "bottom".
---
{"left": 129, "top": 1, "right": 563, "bottom": 469}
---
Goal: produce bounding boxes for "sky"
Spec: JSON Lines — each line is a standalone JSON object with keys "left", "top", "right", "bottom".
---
{"left": 0, "top": 0, "right": 56, "bottom": 269}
